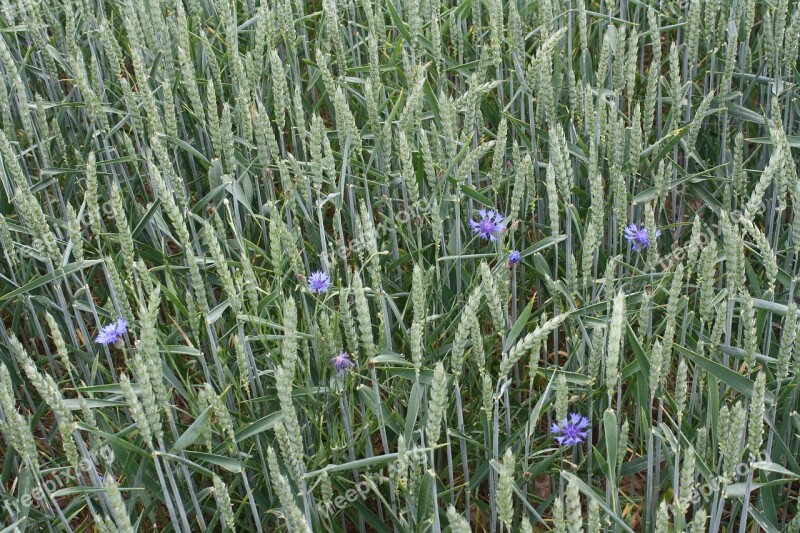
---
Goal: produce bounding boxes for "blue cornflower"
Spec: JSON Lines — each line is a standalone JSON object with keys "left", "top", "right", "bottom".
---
{"left": 95, "top": 318, "right": 127, "bottom": 346}
{"left": 551, "top": 413, "right": 591, "bottom": 446}
{"left": 623, "top": 224, "right": 661, "bottom": 252}
{"left": 308, "top": 271, "right": 332, "bottom": 294}
{"left": 469, "top": 209, "right": 507, "bottom": 241}
{"left": 508, "top": 250, "right": 521, "bottom": 265}
{"left": 331, "top": 351, "right": 354, "bottom": 374}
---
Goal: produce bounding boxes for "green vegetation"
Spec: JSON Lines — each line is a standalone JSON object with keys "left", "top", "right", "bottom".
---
{"left": 1, "top": 0, "right": 799, "bottom": 530}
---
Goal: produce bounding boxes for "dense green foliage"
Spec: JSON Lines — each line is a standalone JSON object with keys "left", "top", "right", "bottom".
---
{"left": 1, "top": 0, "right": 800, "bottom": 531}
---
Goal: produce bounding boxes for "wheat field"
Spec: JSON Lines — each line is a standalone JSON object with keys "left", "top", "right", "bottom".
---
{"left": 0, "top": 0, "right": 799, "bottom": 531}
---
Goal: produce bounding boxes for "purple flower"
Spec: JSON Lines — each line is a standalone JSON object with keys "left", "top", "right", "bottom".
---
{"left": 331, "top": 351, "right": 354, "bottom": 374}
{"left": 551, "top": 413, "right": 591, "bottom": 446}
{"left": 508, "top": 250, "right": 521, "bottom": 265}
{"left": 470, "top": 209, "right": 506, "bottom": 241}
{"left": 623, "top": 224, "right": 661, "bottom": 252}
{"left": 95, "top": 318, "right": 127, "bottom": 346}
{"left": 308, "top": 271, "right": 332, "bottom": 294}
